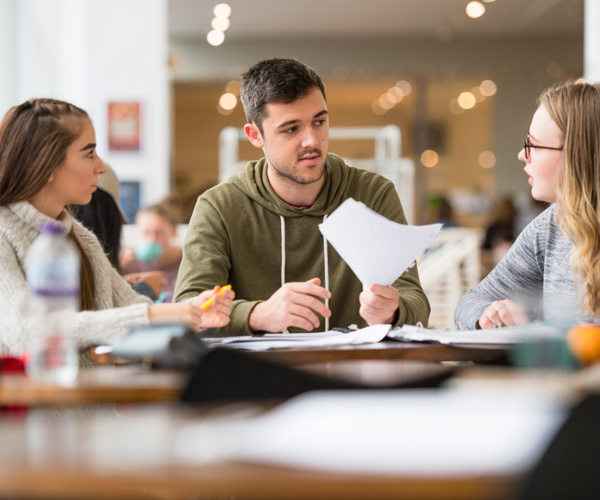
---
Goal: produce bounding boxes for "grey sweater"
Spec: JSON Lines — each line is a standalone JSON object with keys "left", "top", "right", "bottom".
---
{"left": 0, "top": 201, "right": 151, "bottom": 356}
{"left": 455, "top": 204, "right": 598, "bottom": 330}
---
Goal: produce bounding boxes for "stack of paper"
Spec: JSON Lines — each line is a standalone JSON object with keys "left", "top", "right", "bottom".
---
{"left": 220, "top": 324, "right": 391, "bottom": 351}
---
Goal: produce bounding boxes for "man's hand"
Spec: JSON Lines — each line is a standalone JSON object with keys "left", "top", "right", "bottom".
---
{"left": 248, "top": 277, "right": 331, "bottom": 332}
{"left": 359, "top": 284, "right": 399, "bottom": 325}
{"left": 477, "top": 299, "right": 529, "bottom": 329}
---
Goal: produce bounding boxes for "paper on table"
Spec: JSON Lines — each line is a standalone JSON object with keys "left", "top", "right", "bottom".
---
{"left": 390, "top": 322, "right": 563, "bottom": 346}
{"left": 233, "top": 388, "right": 567, "bottom": 477}
{"left": 319, "top": 198, "right": 442, "bottom": 288}
{"left": 221, "top": 324, "right": 391, "bottom": 351}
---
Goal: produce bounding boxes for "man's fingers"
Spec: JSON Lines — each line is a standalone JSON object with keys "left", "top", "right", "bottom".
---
{"left": 368, "top": 284, "right": 398, "bottom": 300}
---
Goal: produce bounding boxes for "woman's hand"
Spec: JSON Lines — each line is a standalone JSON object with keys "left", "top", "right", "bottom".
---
{"left": 148, "top": 286, "right": 234, "bottom": 331}
{"left": 191, "top": 286, "right": 235, "bottom": 328}
{"left": 478, "top": 299, "right": 529, "bottom": 329}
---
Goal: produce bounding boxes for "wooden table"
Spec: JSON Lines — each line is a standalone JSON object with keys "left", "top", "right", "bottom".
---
{"left": 253, "top": 340, "right": 506, "bottom": 365}
{"left": 0, "top": 366, "right": 185, "bottom": 406}
{"left": 0, "top": 403, "right": 520, "bottom": 500}
{"left": 91, "top": 340, "right": 507, "bottom": 367}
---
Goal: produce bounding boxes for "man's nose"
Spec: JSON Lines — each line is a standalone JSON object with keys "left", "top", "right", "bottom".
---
{"left": 301, "top": 127, "right": 318, "bottom": 148}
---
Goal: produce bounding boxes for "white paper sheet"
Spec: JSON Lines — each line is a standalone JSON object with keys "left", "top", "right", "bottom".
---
{"left": 389, "top": 323, "right": 563, "bottom": 346}
{"left": 221, "top": 324, "right": 391, "bottom": 351}
{"left": 233, "top": 388, "right": 567, "bottom": 477}
{"left": 319, "top": 198, "right": 442, "bottom": 288}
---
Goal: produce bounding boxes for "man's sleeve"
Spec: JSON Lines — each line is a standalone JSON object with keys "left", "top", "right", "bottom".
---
{"left": 173, "top": 196, "right": 257, "bottom": 334}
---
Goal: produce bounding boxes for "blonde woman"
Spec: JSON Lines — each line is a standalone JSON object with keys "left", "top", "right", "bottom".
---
{"left": 455, "top": 81, "right": 600, "bottom": 329}
{"left": 0, "top": 98, "right": 233, "bottom": 356}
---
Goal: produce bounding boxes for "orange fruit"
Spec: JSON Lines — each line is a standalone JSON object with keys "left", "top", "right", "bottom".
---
{"left": 566, "top": 324, "right": 600, "bottom": 365}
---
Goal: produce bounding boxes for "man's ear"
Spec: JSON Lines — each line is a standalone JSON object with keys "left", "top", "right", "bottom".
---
{"left": 244, "top": 123, "right": 263, "bottom": 148}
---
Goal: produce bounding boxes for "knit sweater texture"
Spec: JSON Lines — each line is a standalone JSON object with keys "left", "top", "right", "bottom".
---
{"left": 174, "top": 153, "right": 430, "bottom": 333}
{"left": 0, "top": 201, "right": 151, "bottom": 356}
{"left": 455, "top": 204, "right": 598, "bottom": 330}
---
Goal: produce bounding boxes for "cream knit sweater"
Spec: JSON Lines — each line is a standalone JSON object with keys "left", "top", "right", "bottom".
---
{"left": 0, "top": 201, "right": 151, "bottom": 356}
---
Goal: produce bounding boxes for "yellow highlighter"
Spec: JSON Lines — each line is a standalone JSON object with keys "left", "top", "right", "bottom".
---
{"left": 199, "top": 285, "right": 232, "bottom": 310}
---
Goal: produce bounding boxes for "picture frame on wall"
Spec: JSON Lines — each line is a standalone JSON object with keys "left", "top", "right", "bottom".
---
{"left": 108, "top": 101, "right": 142, "bottom": 151}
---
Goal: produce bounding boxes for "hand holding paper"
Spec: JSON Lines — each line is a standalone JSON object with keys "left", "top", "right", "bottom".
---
{"left": 319, "top": 198, "right": 442, "bottom": 288}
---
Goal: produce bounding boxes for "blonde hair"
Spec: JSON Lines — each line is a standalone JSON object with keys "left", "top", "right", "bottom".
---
{"left": 540, "top": 81, "right": 600, "bottom": 316}
{"left": 136, "top": 194, "right": 181, "bottom": 228}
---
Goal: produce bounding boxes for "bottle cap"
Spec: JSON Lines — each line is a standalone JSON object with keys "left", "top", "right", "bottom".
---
{"left": 39, "top": 221, "right": 67, "bottom": 236}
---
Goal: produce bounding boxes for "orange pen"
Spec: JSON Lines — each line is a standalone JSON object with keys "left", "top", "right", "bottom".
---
{"left": 199, "top": 285, "right": 232, "bottom": 310}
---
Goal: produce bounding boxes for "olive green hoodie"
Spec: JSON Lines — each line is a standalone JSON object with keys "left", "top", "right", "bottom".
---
{"left": 174, "top": 153, "right": 430, "bottom": 333}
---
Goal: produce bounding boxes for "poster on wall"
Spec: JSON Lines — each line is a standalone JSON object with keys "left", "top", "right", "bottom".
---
{"left": 120, "top": 181, "right": 141, "bottom": 223}
{"left": 108, "top": 102, "right": 142, "bottom": 151}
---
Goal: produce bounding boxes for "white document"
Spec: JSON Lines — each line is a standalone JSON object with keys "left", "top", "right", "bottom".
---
{"left": 210, "top": 388, "right": 566, "bottom": 477}
{"left": 319, "top": 198, "right": 442, "bottom": 288}
{"left": 221, "top": 324, "right": 391, "bottom": 351}
{"left": 389, "top": 322, "right": 563, "bottom": 346}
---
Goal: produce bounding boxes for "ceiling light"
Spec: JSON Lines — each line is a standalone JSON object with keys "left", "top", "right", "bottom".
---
{"left": 207, "top": 30, "right": 225, "bottom": 46}
{"left": 386, "top": 90, "right": 402, "bottom": 104}
{"left": 225, "top": 80, "right": 240, "bottom": 94}
{"left": 211, "top": 16, "right": 230, "bottom": 31}
{"left": 219, "top": 93, "right": 237, "bottom": 110}
{"left": 479, "top": 80, "right": 497, "bottom": 96}
{"left": 421, "top": 150, "right": 439, "bottom": 168}
{"left": 378, "top": 94, "right": 395, "bottom": 110}
{"left": 478, "top": 151, "right": 496, "bottom": 169}
{"left": 466, "top": 1, "right": 485, "bottom": 19}
{"left": 395, "top": 80, "right": 412, "bottom": 95}
{"left": 213, "top": 3, "right": 231, "bottom": 18}
{"left": 458, "top": 92, "right": 476, "bottom": 110}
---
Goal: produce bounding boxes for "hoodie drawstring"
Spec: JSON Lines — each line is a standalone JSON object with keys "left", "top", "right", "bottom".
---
{"left": 280, "top": 215, "right": 330, "bottom": 332}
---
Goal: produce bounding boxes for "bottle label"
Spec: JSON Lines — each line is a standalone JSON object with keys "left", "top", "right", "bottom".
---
{"left": 28, "top": 260, "right": 79, "bottom": 297}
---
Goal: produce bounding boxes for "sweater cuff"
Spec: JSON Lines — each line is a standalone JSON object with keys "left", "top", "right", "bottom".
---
{"left": 230, "top": 300, "right": 263, "bottom": 334}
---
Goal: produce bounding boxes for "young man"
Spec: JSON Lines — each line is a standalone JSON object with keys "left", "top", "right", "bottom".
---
{"left": 174, "top": 58, "right": 430, "bottom": 333}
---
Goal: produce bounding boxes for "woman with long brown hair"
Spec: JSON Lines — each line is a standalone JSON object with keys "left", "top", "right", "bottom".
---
{"left": 455, "top": 81, "right": 600, "bottom": 329}
{"left": 0, "top": 98, "right": 233, "bottom": 355}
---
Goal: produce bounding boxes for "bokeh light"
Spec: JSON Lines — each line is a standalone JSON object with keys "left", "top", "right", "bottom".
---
{"left": 480, "top": 80, "right": 497, "bottom": 96}
{"left": 421, "top": 150, "right": 439, "bottom": 168}
{"left": 458, "top": 92, "right": 476, "bottom": 109}
{"left": 219, "top": 93, "right": 237, "bottom": 110}
{"left": 207, "top": 30, "right": 225, "bottom": 46}
{"left": 213, "top": 3, "right": 231, "bottom": 17}
{"left": 466, "top": 1, "right": 485, "bottom": 18}
{"left": 478, "top": 151, "right": 496, "bottom": 169}
{"left": 211, "top": 16, "right": 230, "bottom": 31}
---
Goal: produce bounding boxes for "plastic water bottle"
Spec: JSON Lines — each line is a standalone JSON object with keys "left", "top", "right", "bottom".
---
{"left": 26, "top": 222, "right": 80, "bottom": 385}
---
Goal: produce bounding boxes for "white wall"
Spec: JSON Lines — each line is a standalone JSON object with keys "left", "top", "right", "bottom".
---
{"left": 0, "top": 0, "right": 16, "bottom": 117}
{"left": 2, "top": 0, "right": 170, "bottom": 211}
{"left": 585, "top": 0, "right": 600, "bottom": 82}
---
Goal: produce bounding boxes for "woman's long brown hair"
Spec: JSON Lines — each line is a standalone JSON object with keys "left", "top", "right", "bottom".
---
{"left": 0, "top": 99, "right": 96, "bottom": 310}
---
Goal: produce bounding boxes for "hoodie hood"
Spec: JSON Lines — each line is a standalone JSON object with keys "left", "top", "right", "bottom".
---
{"left": 228, "top": 153, "right": 350, "bottom": 217}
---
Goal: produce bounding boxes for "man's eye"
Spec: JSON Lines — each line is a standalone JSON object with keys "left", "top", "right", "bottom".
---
{"left": 284, "top": 127, "right": 297, "bottom": 134}
{"left": 87, "top": 150, "right": 95, "bottom": 158}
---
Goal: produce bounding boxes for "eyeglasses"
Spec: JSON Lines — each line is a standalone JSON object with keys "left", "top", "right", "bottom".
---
{"left": 523, "top": 133, "right": 563, "bottom": 160}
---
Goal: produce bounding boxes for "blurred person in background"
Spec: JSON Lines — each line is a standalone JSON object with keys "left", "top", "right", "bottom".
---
{"left": 72, "top": 164, "right": 167, "bottom": 301}
{"left": 120, "top": 197, "right": 183, "bottom": 302}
